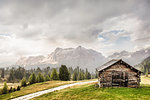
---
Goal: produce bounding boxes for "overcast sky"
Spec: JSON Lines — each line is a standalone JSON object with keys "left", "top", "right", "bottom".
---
{"left": 0, "top": 0, "right": 150, "bottom": 66}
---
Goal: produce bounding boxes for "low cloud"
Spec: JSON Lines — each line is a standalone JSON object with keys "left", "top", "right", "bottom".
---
{"left": 0, "top": 0, "right": 150, "bottom": 66}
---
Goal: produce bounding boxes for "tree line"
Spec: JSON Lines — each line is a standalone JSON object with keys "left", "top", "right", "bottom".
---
{"left": 0, "top": 65, "right": 97, "bottom": 83}
{"left": 0, "top": 65, "right": 97, "bottom": 95}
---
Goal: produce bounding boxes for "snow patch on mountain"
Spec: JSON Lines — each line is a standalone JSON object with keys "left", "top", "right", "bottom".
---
{"left": 108, "top": 47, "right": 150, "bottom": 65}
{"left": 16, "top": 46, "right": 150, "bottom": 71}
{"left": 16, "top": 46, "right": 106, "bottom": 71}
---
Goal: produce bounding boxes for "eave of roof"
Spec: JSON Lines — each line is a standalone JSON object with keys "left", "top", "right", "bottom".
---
{"left": 96, "top": 59, "right": 142, "bottom": 73}
{"left": 96, "top": 59, "right": 121, "bottom": 72}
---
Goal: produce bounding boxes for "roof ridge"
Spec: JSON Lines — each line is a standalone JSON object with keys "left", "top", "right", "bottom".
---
{"left": 96, "top": 59, "right": 141, "bottom": 73}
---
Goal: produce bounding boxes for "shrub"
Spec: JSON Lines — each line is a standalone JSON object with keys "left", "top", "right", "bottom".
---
{"left": 13, "top": 88, "right": 16, "bottom": 92}
{"left": 9, "top": 87, "right": 13, "bottom": 93}
{"left": 17, "top": 86, "right": 20, "bottom": 91}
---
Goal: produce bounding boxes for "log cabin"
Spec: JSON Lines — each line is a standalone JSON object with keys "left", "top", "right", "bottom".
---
{"left": 96, "top": 59, "right": 142, "bottom": 88}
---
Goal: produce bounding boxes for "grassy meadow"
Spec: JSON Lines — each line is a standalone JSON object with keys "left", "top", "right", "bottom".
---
{"left": 33, "top": 76, "right": 150, "bottom": 100}
{"left": 0, "top": 81, "right": 75, "bottom": 100}
{"left": 0, "top": 79, "right": 96, "bottom": 100}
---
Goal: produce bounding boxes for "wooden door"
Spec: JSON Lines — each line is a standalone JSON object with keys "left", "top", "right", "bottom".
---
{"left": 112, "top": 71, "right": 128, "bottom": 87}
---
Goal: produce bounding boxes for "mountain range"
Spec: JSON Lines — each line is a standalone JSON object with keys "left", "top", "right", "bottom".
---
{"left": 16, "top": 46, "right": 150, "bottom": 72}
{"left": 16, "top": 46, "right": 106, "bottom": 72}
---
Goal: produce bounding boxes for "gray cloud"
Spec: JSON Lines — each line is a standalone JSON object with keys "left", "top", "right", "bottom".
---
{"left": 0, "top": 0, "right": 150, "bottom": 66}
{"left": 0, "top": 0, "right": 142, "bottom": 42}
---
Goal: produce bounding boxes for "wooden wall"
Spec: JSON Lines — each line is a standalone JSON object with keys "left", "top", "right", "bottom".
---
{"left": 98, "top": 62, "right": 141, "bottom": 88}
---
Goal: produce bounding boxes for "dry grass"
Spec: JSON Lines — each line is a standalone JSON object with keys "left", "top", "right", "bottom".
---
{"left": 0, "top": 79, "right": 97, "bottom": 100}
{"left": 0, "top": 81, "right": 75, "bottom": 100}
{"left": 0, "top": 83, "right": 20, "bottom": 89}
{"left": 140, "top": 76, "right": 150, "bottom": 85}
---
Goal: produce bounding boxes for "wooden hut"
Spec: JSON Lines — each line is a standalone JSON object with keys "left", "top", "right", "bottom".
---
{"left": 96, "top": 59, "right": 141, "bottom": 88}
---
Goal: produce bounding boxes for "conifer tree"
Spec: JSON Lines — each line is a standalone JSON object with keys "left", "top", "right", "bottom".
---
{"left": 85, "top": 68, "right": 91, "bottom": 79}
{"left": 78, "top": 72, "right": 82, "bottom": 80}
{"left": 95, "top": 72, "right": 98, "bottom": 78}
{"left": 21, "top": 77, "right": 27, "bottom": 87}
{"left": 2, "top": 82, "right": 8, "bottom": 94}
{"left": 1, "top": 68, "right": 4, "bottom": 78}
{"left": 59, "top": 65, "right": 70, "bottom": 81}
{"left": 45, "top": 75, "right": 50, "bottom": 81}
{"left": 29, "top": 73, "right": 36, "bottom": 84}
{"left": 78, "top": 72, "right": 84, "bottom": 80}
{"left": 37, "top": 73, "right": 45, "bottom": 82}
{"left": 36, "top": 76, "right": 39, "bottom": 83}
{"left": 73, "top": 72, "right": 78, "bottom": 81}
{"left": 8, "top": 69, "right": 15, "bottom": 82}
{"left": 51, "top": 69, "right": 59, "bottom": 80}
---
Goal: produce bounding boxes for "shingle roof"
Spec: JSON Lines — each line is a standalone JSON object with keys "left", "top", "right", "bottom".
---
{"left": 96, "top": 59, "right": 120, "bottom": 72}
{"left": 96, "top": 59, "right": 142, "bottom": 73}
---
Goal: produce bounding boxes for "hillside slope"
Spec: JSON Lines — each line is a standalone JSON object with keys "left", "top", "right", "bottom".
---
{"left": 108, "top": 47, "right": 150, "bottom": 65}
{"left": 136, "top": 56, "right": 150, "bottom": 74}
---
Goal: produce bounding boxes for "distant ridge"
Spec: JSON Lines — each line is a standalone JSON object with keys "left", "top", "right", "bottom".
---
{"left": 16, "top": 46, "right": 150, "bottom": 72}
{"left": 16, "top": 46, "right": 106, "bottom": 72}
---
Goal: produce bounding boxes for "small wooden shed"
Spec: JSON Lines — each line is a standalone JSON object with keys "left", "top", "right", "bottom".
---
{"left": 96, "top": 59, "right": 141, "bottom": 88}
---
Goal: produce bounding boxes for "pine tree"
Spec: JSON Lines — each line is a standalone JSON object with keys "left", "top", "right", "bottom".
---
{"left": 14, "top": 67, "right": 25, "bottom": 80}
{"left": 45, "top": 75, "right": 50, "bottom": 81}
{"left": 8, "top": 69, "right": 15, "bottom": 82}
{"left": 78, "top": 72, "right": 84, "bottom": 80}
{"left": 2, "top": 82, "right": 8, "bottom": 94}
{"left": 51, "top": 69, "right": 59, "bottom": 80}
{"left": 29, "top": 73, "right": 36, "bottom": 84}
{"left": 37, "top": 73, "right": 45, "bottom": 82}
{"left": 88, "top": 72, "right": 91, "bottom": 79}
{"left": 78, "top": 72, "right": 82, "bottom": 80}
{"left": 73, "top": 72, "right": 78, "bottom": 81}
{"left": 1, "top": 68, "right": 4, "bottom": 78}
{"left": 68, "top": 67, "right": 73, "bottom": 75}
{"left": 36, "top": 76, "right": 40, "bottom": 83}
{"left": 85, "top": 68, "right": 88, "bottom": 79}
{"left": 95, "top": 72, "right": 98, "bottom": 78}
{"left": 21, "top": 77, "right": 27, "bottom": 87}
{"left": 36, "top": 67, "right": 42, "bottom": 73}
{"left": 59, "top": 65, "right": 70, "bottom": 81}
{"left": 85, "top": 68, "right": 91, "bottom": 79}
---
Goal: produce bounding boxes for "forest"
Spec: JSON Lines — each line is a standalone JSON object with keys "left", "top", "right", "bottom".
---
{"left": 0, "top": 65, "right": 97, "bottom": 95}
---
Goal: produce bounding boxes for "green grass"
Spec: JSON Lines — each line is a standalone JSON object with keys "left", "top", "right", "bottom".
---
{"left": 33, "top": 77, "right": 150, "bottom": 100}
{"left": 0, "top": 81, "right": 75, "bottom": 100}
{"left": 33, "top": 83, "right": 150, "bottom": 100}
{"left": 0, "top": 79, "right": 97, "bottom": 100}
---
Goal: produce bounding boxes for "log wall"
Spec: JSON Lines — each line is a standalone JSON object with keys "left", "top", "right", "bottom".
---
{"left": 98, "top": 62, "right": 141, "bottom": 88}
